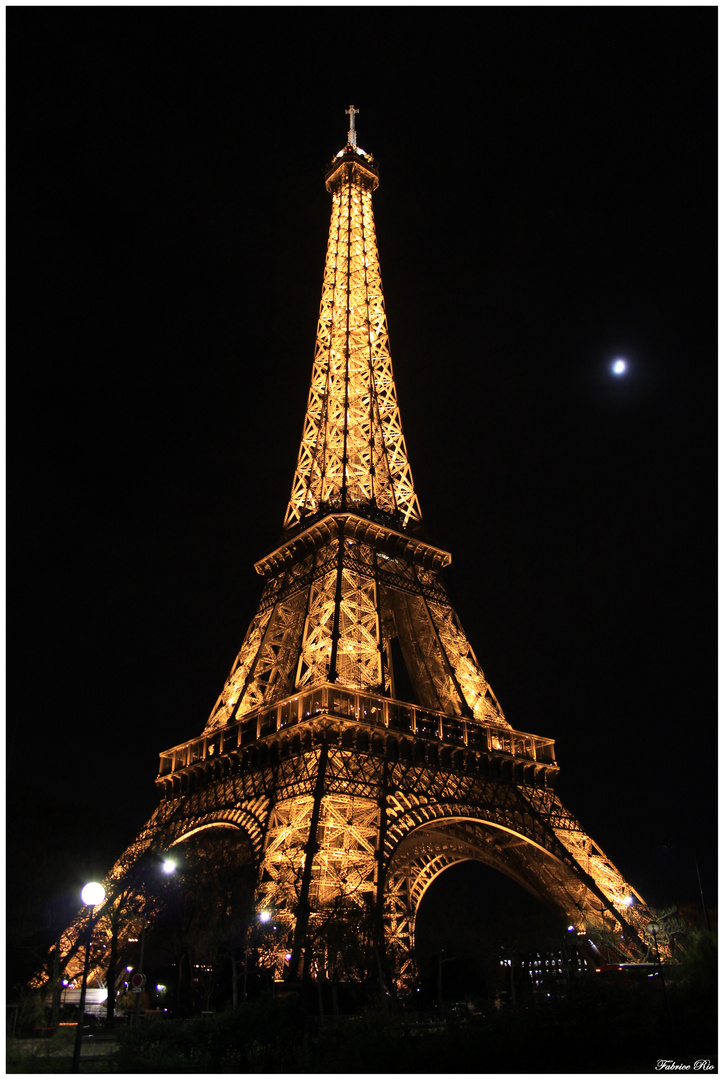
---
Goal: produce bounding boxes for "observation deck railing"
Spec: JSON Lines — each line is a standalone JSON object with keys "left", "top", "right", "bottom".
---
{"left": 158, "top": 683, "right": 556, "bottom": 779}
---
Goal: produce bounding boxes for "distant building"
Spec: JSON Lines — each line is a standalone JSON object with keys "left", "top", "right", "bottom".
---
{"left": 58, "top": 988, "right": 108, "bottom": 1017}
{"left": 498, "top": 948, "right": 589, "bottom": 1005}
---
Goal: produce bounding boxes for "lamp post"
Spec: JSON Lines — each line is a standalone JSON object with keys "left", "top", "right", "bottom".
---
{"left": 131, "top": 909, "right": 148, "bottom": 1029}
{"left": 694, "top": 858, "right": 711, "bottom": 931}
{"left": 132, "top": 857, "right": 176, "bottom": 1028}
{"left": 243, "top": 911, "right": 271, "bottom": 1001}
{"left": 71, "top": 881, "right": 106, "bottom": 1073}
{"left": 647, "top": 921, "right": 674, "bottom": 1035}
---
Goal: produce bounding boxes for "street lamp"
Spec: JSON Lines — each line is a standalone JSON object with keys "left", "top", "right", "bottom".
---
{"left": 71, "top": 881, "right": 106, "bottom": 1073}
{"left": 132, "top": 856, "right": 177, "bottom": 1027}
{"left": 243, "top": 911, "right": 272, "bottom": 1001}
{"left": 647, "top": 921, "right": 674, "bottom": 1034}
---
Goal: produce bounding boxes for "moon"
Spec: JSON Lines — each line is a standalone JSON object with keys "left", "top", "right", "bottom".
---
{"left": 612, "top": 358, "right": 627, "bottom": 376}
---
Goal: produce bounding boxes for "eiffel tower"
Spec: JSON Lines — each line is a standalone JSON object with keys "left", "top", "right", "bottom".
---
{"left": 59, "top": 108, "right": 652, "bottom": 993}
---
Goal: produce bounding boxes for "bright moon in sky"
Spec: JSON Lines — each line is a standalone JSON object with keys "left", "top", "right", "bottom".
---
{"left": 612, "top": 358, "right": 627, "bottom": 376}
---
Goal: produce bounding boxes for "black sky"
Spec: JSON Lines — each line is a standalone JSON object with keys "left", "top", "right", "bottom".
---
{"left": 8, "top": 6, "right": 717, "bottom": 954}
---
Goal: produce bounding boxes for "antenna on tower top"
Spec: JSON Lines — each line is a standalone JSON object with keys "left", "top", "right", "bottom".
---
{"left": 345, "top": 105, "right": 359, "bottom": 148}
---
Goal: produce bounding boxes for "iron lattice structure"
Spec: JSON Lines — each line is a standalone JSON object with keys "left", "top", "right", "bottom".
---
{"left": 56, "top": 112, "right": 654, "bottom": 993}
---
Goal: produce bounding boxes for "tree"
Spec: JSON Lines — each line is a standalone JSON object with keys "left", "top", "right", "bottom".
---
{"left": 144, "top": 829, "right": 256, "bottom": 1014}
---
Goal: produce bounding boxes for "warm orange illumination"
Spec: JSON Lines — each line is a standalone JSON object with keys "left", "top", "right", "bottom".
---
{"left": 49, "top": 111, "right": 652, "bottom": 997}
{"left": 203, "top": 123, "right": 506, "bottom": 731}
{"left": 284, "top": 147, "right": 421, "bottom": 532}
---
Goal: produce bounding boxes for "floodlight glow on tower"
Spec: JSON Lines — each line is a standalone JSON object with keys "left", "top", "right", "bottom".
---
{"left": 54, "top": 106, "right": 653, "bottom": 997}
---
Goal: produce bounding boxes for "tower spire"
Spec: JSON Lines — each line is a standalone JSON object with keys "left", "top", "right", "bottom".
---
{"left": 345, "top": 104, "right": 359, "bottom": 147}
{"left": 284, "top": 116, "right": 421, "bottom": 534}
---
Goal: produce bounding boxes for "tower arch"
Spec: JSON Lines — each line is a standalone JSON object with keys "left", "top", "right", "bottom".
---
{"left": 383, "top": 815, "right": 574, "bottom": 964}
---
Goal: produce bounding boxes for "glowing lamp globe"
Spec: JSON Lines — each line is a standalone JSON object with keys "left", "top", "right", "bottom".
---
{"left": 81, "top": 882, "right": 106, "bottom": 907}
{"left": 259, "top": 910, "right": 272, "bottom": 923}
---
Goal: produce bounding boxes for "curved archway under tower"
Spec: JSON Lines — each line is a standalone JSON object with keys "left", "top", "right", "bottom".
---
{"left": 136, "top": 826, "right": 260, "bottom": 1014}
{"left": 413, "top": 859, "right": 570, "bottom": 1005}
{"left": 382, "top": 814, "right": 628, "bottom": 989}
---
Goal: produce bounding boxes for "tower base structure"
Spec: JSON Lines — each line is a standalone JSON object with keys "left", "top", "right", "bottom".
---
{"left": 56, "top": 680, "right": 650, "bottom": 994}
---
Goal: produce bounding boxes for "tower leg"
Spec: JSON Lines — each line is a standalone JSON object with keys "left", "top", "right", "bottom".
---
{"left": 374, "top": 762, "right": 393, "bottom": 999}
{"left": 287, "top": 740, "right": 329, "bottom": 980}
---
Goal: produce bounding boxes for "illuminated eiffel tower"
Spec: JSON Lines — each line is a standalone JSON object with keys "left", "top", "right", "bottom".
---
{"left": 60, "top": 108, "right": 652, "bottom": 992}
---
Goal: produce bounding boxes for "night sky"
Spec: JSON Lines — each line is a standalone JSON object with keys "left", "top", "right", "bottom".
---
{"left": 8, "top": 7, "right": 717, "bottom": 964}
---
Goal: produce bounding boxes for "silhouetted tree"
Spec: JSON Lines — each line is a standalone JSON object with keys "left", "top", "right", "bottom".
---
{"left": 145, "top": 829, "right": 256, "bottom": 1014}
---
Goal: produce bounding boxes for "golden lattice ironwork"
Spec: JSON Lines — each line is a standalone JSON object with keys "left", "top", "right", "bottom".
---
{"left": 283, "top": 137, "right": 421, "bottom": 533}
{"left": 48, "top": 110, "right": 656, "bottom": 999}
{"left": 204, "top": 514, "right": 505, "bottom": 731}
